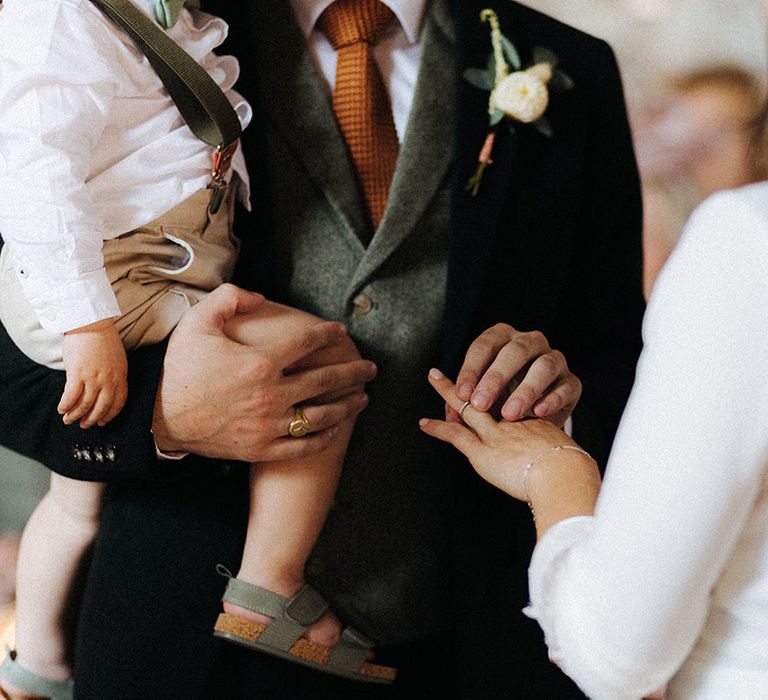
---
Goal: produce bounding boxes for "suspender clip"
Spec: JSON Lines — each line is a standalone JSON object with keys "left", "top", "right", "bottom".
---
{"left": 210, "top": 140, "right": 239, "bottom": 182}
{"left": 208, "top": 140, "right": 239, "bottom": 214}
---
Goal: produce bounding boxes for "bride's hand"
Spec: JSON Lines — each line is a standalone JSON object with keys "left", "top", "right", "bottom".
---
{"left": 420, "top": 368, "right": 582, "bottom": 500}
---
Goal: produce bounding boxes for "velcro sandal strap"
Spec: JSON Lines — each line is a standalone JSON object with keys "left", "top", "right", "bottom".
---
{"left": 257, "top": 585, "right": 330, "bottom": 650}
{"left": 218, "top": 569, "right": 331, "bottom": 652}
{"left": 340, "top": 627, "right": 374, "bottom": 649}
{"left": 221, "top": 577, "right": 286, "bottom": 618}
{"left": 326, "top": 628, "right": 373, "bottom": 675}
{"left": 285, "top": 585, "right": 330, "bottom": 626}
{"left": 0, "top": 649, "right": 73, "bottom": 700}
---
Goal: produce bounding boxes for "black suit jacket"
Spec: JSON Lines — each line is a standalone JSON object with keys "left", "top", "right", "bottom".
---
{"left": 0, "top": 1, "right": 644, "bottom": 697}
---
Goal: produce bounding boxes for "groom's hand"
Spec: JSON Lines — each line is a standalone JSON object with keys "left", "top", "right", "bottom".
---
{"left": 453, "top": 323, "right": 581, "bottom": 428}
{"left": 151, "top": 284, "right": 376, "bottom": 462}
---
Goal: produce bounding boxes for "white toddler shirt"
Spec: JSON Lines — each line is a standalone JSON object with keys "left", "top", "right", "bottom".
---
{"left": 0, "top": 0, "right": 251, "bottom": 333}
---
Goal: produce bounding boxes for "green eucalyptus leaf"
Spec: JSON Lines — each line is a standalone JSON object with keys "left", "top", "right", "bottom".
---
{"left": 489, "top": 109, "right": 505, "bottom": 126}
{"left": 532, "top": 46, "right": 558, "bottom": 67}
{"left": 500, "top": 35, "right": 522, "bottom": 70}
{"left": 533, "top": 117, "right": 553, "bottom": 138}
{"left": 463, "top": 67, "right": 493, "bottom": 91}
{"left": 550, "top": 69, "right": 575, "bottom": 92}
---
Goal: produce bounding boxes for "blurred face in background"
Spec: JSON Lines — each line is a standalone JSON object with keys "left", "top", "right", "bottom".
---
{"left": 674, "top": 79, "right": 758, "bottom": 196}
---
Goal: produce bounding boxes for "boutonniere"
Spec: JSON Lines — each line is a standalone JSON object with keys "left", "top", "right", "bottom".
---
{"left": 464, "top": 9, "right": 574, "bottom": 196}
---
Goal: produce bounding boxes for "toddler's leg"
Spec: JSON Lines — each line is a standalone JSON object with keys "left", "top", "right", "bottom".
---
{"left": 4, "top": 474, "right": 104, "bottom": 696}
{"left": 224, "top": 302, "right": 361, "bottom": 647}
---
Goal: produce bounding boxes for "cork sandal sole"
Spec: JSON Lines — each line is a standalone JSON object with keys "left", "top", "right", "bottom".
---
{"left": 214, "top": 613, "right": 396, "bottom": 684}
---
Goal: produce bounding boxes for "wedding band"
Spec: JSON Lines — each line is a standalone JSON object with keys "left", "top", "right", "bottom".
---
{"left": 288, "top": 408, "right": 311, "bottom": 438}
{"left": 459, "top": 400, "right": 470, "bottom": 419}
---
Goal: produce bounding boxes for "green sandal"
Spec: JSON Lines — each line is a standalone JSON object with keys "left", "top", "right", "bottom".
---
{"left": 0, "top": 649, "right": 73, "bottom": 700}
{"left": 213, "top": 567, "right": 396, "bottom": 685}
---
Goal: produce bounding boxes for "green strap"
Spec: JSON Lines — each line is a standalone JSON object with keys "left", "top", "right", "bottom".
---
{"left": 88, "top": 0, "right": 241, "bottom": 150}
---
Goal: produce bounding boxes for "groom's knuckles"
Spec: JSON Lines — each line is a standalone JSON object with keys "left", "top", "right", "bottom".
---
{"left": 241, "top": 350, "right": 278, "bottom": 382}
{"left": 294, "top": 321, "right": 345, "bottom": 360}
{"left": 251, "top": 386, "right": 282, "bottom": 415}
{"left": 315, "top": 360, "right": 375, "bottom": 394}
{"left": 532, "top": 351, "right": 564, "bottom": 379}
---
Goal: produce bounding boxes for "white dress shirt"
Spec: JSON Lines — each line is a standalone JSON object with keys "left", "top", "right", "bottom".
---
{"left": 525, "top": 183, "right": 768, "bottom": 699}
{"left": 0, "top": 0, "right": 251, "bottom": 334}
{"left": 288, "top": 0, "right": 427, "bottom": 142}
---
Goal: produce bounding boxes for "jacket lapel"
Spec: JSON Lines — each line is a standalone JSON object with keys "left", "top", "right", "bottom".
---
{"left": 443, "top": 0, "right": 523, "bottom": 366}
{"left": 249, "top": 0, "right": 369, "bottom": 247}
{"left": 347, "top": 0, "right": 456, "bottom": 293}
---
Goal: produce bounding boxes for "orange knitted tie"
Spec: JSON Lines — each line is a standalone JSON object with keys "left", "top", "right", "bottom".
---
{"left": 318, "top": 0, "right": 399, "bottom": 233}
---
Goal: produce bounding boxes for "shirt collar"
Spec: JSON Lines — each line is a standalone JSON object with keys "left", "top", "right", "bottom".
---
{"left": 289, "top": 0, "right": 427, "bottom": 44}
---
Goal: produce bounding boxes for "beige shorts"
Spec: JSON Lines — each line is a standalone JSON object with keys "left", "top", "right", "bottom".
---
{"left": 0, "top": 186, "right": 238, "bottom": 370}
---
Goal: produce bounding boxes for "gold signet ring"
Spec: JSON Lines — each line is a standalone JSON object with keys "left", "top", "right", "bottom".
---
{"left": 288, "top": 408, "right": 311, "bottom": 438}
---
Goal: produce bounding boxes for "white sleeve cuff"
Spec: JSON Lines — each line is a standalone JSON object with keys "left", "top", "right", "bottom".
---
{"left": 525, "top": 515, "right": 595, "bottom": 631}
{"left": 154, "top": 437, "right": 190, "bottom": 461}
{"left": 155, "top": 447, "right": 190, "bottom": 460}
{"left": 20, "top": 266, "right": 121, "bottom": 333}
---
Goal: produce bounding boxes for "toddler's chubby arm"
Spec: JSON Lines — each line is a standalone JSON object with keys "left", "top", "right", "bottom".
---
{"left": 60, "top": 319, "right": 128, "bottom": 429}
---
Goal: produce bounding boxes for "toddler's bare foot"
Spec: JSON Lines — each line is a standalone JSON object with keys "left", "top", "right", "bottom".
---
{"left": 223, "top": 574, "right": 341, "bottom": 647}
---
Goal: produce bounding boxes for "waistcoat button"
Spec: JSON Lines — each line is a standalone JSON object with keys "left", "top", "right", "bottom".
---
{"left": 352, "top": 293, "right": 374, "bottom": 316}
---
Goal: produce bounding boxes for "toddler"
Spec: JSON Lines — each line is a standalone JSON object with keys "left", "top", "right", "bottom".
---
{"left": 0, "top": 1, "right": 391, "bottom": 697}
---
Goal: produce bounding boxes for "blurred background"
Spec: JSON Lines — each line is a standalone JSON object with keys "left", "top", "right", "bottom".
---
{"left": 521, "top": 0, "right": 767, "bottom": 296}
{"left": 1, "top": 0, "right": 767, "bottom": 646}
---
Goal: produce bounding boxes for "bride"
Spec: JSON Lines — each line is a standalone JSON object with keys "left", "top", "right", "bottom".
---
{"left": 420, "top": 92, "right": 768, "bottom": 700}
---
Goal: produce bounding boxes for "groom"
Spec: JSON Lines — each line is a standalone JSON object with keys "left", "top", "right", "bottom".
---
{"left": 0, "top": 0, "right": 644, "bottom": 697}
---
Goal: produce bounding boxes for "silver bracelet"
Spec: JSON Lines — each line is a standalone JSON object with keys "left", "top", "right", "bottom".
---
{"left": 521, "top": 445, "right": 593, "bottom": 522}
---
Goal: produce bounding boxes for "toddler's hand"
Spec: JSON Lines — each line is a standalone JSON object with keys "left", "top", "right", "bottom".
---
{"left": 59, "top": 319, "right": 128, "bottom": 428}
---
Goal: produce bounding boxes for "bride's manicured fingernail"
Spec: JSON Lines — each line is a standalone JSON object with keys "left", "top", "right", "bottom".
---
{"left": 429, "top": 368, "right": 444, "bottom": 380}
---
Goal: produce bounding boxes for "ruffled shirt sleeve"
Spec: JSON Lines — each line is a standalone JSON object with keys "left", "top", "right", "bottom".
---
{"left": 0, "top": 0, "right": 122, "bottom": 332}
{"left": 524, "top": 189, "right": 768, "bottom": 699}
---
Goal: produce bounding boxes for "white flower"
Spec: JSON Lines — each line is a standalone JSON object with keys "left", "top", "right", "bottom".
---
{"left": 492, "top": 63, "right": 552, "bottom": 123}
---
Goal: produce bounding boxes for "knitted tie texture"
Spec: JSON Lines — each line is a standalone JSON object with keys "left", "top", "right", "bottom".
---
{"left": 318, "top": 0, "right": 399, "bottom": 233}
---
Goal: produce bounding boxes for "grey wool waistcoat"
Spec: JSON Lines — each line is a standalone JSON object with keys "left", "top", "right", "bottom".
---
{"left": 249, "top": 0, "right": 457, "bottom": 644}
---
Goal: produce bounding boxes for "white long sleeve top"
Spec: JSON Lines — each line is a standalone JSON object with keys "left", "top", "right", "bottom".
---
{"left": 525, "top": 183, "right": 768, "bottom": 699}
{"left": 0, "top": 0, "right": 251, "bottom": 333}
